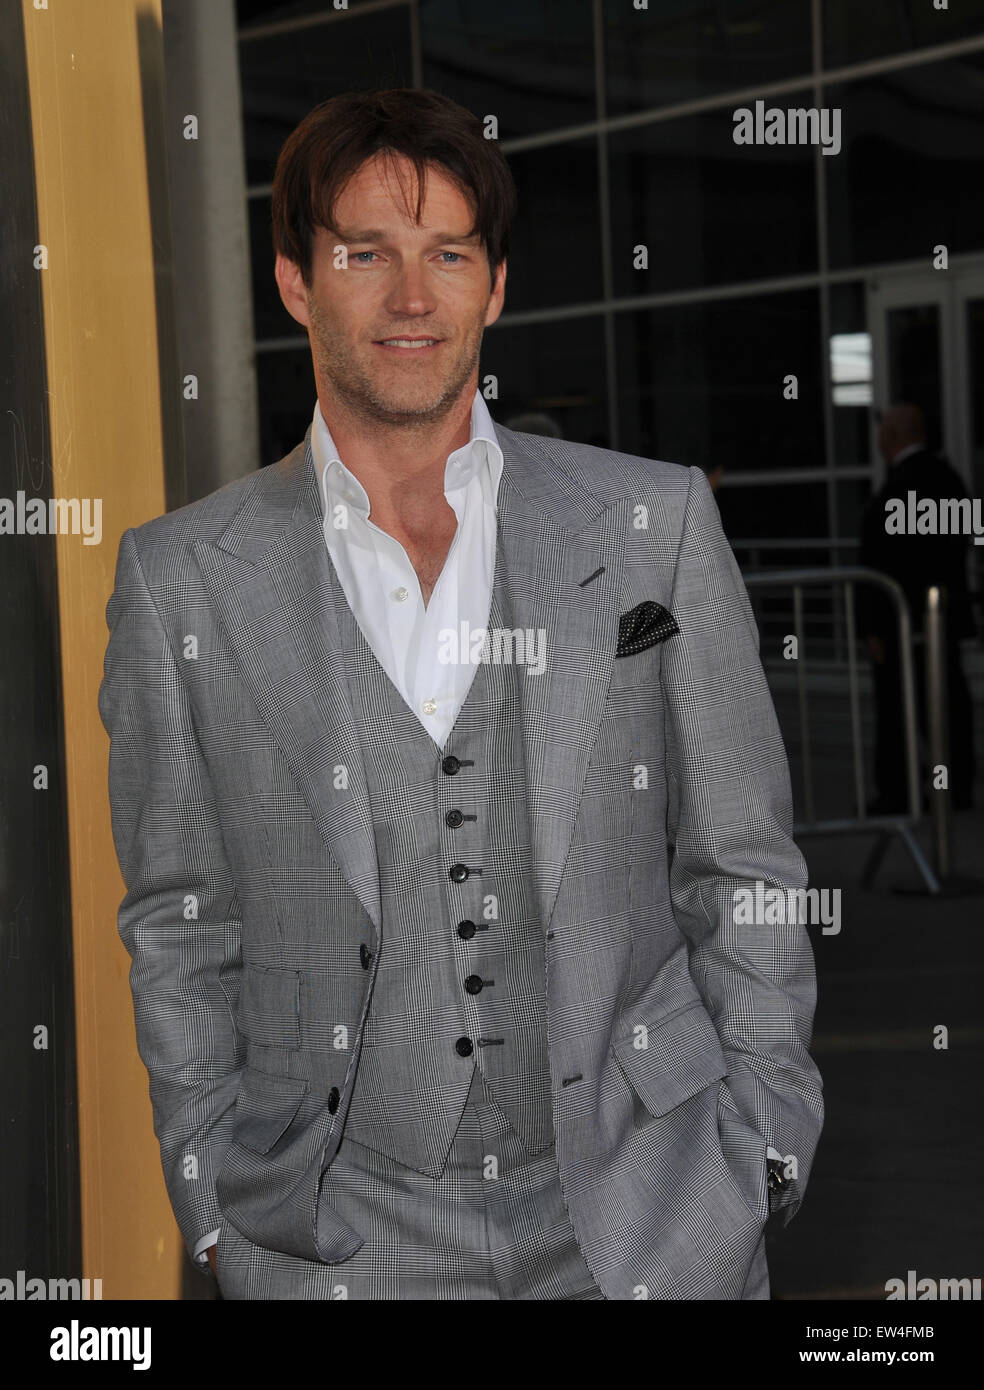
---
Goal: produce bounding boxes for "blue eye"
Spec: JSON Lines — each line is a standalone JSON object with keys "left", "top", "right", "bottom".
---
{"left": 353, "top": 251, "right": 377, "bottom": 263}
{"left": 439, "top": 252, "right": 462, "bottom": 263}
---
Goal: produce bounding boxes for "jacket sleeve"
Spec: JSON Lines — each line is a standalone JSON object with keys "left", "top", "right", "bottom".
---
{"left": 660, "top": 467, "right": 824, "bottom": 1227}
{"left": 98, "top": 526, "right": 246, "bottom": 1269}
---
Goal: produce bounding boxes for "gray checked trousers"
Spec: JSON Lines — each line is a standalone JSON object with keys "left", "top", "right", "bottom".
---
{"left": 215, "top": 1065, "right": 606, "bottom": 1300}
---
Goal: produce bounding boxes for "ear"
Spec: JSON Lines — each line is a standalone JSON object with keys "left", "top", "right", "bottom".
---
{"left": 484, "top": 257, "right": 507, "bottom": 329}
{"left": 275, "top": 253, "right": 311, "bottom": 329}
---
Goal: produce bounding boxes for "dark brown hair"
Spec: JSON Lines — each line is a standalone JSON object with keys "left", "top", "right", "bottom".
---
{"left": 271, "top": 88, "right": 517, "bottom": 287}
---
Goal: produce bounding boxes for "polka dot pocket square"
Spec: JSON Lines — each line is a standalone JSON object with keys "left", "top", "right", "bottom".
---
{"left": 615, "top": 600, "right": 680, "bottom": 658}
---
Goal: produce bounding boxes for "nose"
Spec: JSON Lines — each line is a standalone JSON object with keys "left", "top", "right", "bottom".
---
{"left": 384, "top": 261, "right": 436, "bottom": 319}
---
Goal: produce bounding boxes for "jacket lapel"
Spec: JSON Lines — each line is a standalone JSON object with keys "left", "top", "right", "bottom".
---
{"left": 194, "top": 431, "right": 382, "bottom": 934}
{"left": 193, "top": 419, "right": 629, "bottom": 943}
{"left": 493, "top": 425, "right": 628, "bottom": 933}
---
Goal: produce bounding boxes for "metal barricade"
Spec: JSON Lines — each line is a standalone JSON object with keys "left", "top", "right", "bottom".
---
{"left": 742, "top": 567, "right": 939, "bottom": 893}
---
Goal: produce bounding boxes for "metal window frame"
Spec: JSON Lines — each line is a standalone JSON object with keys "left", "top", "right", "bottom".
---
{"left": 238, "top": 2, "right": 984, "bottom": 554}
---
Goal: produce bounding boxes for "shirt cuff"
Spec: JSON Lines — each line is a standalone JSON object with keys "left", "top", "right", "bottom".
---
{"left": 194, "top": 1229, "right": 221, "bottom": 1264}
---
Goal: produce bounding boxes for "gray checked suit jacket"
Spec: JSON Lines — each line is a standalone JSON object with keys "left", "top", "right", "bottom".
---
{"left": 98, "top": 421, "right": 824, "bottom": 1299}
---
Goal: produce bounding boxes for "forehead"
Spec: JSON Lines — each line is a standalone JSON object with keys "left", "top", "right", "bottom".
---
{"left": 332, "top": 153, "right": 474, "bottom": 231}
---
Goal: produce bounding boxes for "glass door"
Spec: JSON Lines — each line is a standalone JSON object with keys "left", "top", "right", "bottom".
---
{"left": 957, "top": 287, "right": 984, "bottom": 501}
{"left": 868, "top": 262, "right": 984, "bottom": 494}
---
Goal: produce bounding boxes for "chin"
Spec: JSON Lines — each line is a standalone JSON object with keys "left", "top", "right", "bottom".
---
{"left": 374, "top": 390, "right": 454, "bottom": 419}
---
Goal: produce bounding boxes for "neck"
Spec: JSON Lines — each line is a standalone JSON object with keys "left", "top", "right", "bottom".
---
{"left": 318, "top": 383, "right": 474, "bottom": 518}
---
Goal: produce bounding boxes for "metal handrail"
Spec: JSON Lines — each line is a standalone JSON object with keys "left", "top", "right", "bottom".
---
{"left": 743, "top": 566, "right": 937, "bottom": 892}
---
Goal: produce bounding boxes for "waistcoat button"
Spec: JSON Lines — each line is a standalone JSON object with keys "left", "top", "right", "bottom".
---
{"left": 457, "top": 920, "right": 477, "bottom": 939}
{"left": 441, "top": 755, "right": 461, "bottom": 775}
{"left": 454, "top": 1037, "right": 474, "bottom": 1057}
{"left": 449, "top": 863, "right": 469, "bottom": 883}
{"left": 464, "top": 974, "right": 484, "bottom": 995}
{"left": 327, "top": 1087, "right": 340, "bottom": 1114}
{"left": 445, "top": 809, "right": 464, "bottom": 828}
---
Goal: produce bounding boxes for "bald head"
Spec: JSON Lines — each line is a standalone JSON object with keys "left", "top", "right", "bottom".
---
{"left": 878, "top": 403, "right": 927, "bottom": 465}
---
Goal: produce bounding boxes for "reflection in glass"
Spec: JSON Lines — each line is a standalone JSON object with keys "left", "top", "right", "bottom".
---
{"left": 885, "top": 303, "right": 943, "bottom": 455}
{"left": 604, "top": 0, "right": 811, "bottom": 114}
{"left": 421, "top": 0, "right": 595, "bottom": 140}
{"left": 824, "top": 55, "right": 984, "bottom": 271}
{"left": 830, "top": 333, "right": 872, "bottom": 407}
{"left": 256, "top": 347, "right": 316, "bottom": 465}
{"left": 501, "top": 141, "right": 603, "bottom": 313}
{"left": 609, "top": 110, "right": 817, "bottom": 298}
{"left": 238, "top": 0, "right": 382, "bottom": 26}
{"left": 967, "top": 298, "right": 984, "bottom": 499}
{"left": 481, "top": 314, "right": 608, "bottom": 447}
{"left": 829, "top": 281, "right": 871, "bottom": 469}
{"left": 823, "top": 0, "right": 984, "bottom": 69}
{"left": 239, "top": 8, "right": 413, "bottom": 185}
{"left": 614, "top": 291, "right": 824, "bottom": 476}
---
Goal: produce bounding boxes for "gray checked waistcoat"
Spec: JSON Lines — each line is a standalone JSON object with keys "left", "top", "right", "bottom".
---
{"left": 326, "top": 529, "right": 554, "bottom": 1175}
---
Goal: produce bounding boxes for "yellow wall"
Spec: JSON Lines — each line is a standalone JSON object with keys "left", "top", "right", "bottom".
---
{"left": 22, "top": 0, "right": 182, "bottom": 1298}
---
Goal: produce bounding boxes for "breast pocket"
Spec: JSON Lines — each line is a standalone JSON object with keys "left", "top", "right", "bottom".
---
{"left": 240, "top": 963, "right": 301, "bottom": 1051}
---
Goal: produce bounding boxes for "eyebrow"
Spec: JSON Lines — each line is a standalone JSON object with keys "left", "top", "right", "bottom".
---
{"left": 332, "top": 226, "right": 482, "bottom": 245}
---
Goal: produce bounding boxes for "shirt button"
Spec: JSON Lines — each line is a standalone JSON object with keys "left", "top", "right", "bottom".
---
{"left": 464, "top": 974, "right": 484, "bottom": 995}
{"left": 449, "top": 863, "right": 469, "bottom": 883}
{"left": 457, "top": 920, "right": 477, "bottom": 939}
{"left": 455, "top": 1037, "right": 474, "bottom": 1057}
{"left": 392, "top": 586, "right": 409, "bottom": 602}
{"left": 422, "top": 698, "right": 437, "bottom": 716}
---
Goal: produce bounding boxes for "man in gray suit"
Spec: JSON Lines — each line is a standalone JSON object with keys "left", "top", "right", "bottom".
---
{"left": 99, "top": 88, "right": 823, "bottom": 1300}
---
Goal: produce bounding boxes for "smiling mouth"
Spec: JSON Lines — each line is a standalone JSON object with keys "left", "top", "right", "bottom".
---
{"left": 374, "top": 337, "right": 442, "bottom": 349}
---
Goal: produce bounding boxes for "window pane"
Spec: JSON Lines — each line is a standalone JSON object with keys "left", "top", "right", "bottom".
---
{"left": 237, "top": 0, "right": 390, "bottom": 29}
{"left": 421, "top": 0, "right": 595, "bottom": 140}
{"left": 830, "top": 281, "right": 872, "bottom": 469}
{"left": 608, "top": 109, "right": 818, "bottom": 297}
{"left": 604, "top": 0, "right": 813, "bottom": 114}
{"left": 885, "top": 303, "right": 944, "bottom": 455}
{"left": 255, "top": 347, "right": 316, "bottom": 464}
{"left": 248, "top": 193, "right": 290, "bottom": 340}
{"left": 239, "top": 9, "right": 413, "bottom": 185}
{"left": 717, "top": 480, "right": 831, "bottom": 554}
{"left": 613, "top": 290, "right": 824, "bottom": 475}
{"left": 967, "top": 296, "right": 984, "bottom": 498}
{"left": 502, "top": 140, "right": 602, "bottom": 312}
{"left": 824, "top": 54, "right": 984, "bottom": 272}
{"left": 836, "top": 479, "right": 871, "bottom": 558}
{"left": 481, "top": 315, "right": 609, "bottom": 446}
{"left": 823, "top": 0, "right": 984, "bottom": 68}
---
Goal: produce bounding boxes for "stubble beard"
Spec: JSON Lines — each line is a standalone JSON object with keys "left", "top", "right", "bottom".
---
{"left": 306, "top": 294, "right": 486, "bottom": 433}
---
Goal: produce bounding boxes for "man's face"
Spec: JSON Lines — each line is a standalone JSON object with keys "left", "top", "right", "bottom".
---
{"left": 276, "top": 152, "right": 506, "bottom": 428}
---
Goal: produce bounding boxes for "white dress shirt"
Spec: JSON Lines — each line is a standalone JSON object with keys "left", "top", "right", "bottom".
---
{"left": 888, "top": 441, "right": 927, "bottom": 466}
{"left": 194, "top": 389, "right": 503, "bottom": 1267}
{"left": 311, "top": 388, "right": 504, "bottom": 747}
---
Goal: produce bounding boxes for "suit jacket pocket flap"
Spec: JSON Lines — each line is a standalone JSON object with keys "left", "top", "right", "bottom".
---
{"left": 611, "top": 1000, "right": 728, "bottom": 1118}
{"left": 232, "top": 1068, "right": 309, "bottom": 1154}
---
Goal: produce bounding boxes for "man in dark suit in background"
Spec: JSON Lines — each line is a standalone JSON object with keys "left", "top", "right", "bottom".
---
{"left": 858, "top": 403, "right": 977, "bottom": 812}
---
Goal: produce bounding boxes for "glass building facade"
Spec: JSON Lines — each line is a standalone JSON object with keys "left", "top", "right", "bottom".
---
{"left": 235, "top": 0, "right": 984, "bottom": 569}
